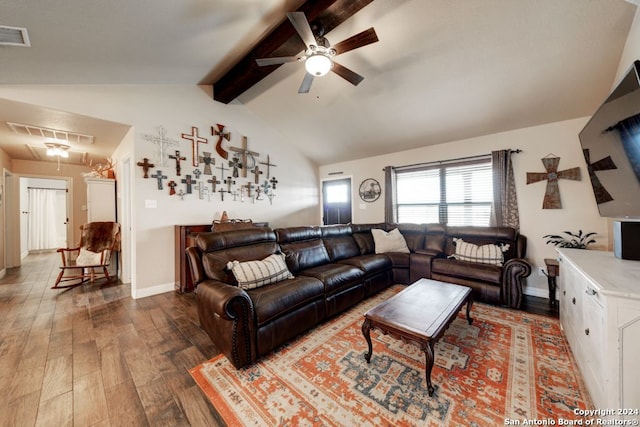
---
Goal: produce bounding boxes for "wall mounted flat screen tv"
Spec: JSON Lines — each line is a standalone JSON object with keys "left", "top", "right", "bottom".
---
{"left": 579, "top": 60, "right": 640, "bottom": 219}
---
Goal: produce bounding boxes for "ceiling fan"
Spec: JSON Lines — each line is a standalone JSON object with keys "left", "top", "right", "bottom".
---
{"left": 255, "top": 11, "right": 379, "bottom": 94}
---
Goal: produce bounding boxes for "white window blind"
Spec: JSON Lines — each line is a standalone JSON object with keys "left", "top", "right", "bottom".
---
{"left": 396, "top": 159, "right": 492, "bottom": 226}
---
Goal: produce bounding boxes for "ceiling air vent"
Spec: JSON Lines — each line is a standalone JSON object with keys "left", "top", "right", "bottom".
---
{"left": 7, "top": 122, "right": 94, "bottom": 145}
{"left": 0, "top": 25, "right": 31, "bottom": 47}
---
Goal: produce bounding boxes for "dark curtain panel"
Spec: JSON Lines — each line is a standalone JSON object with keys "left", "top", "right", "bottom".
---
{"left": 384, "top": 166, "right": 397, "bottom": 223}
{"left": 491, "top": 150, "right": 520, "bottom": 230}
{"left": 615, "top": 114, "right": 640, "bottom": 182}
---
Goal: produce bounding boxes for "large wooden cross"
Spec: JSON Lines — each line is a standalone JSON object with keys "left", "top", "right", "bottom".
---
{"left": 583, "top": 149, "right": 617, "bottom": 204}
{"left": 526, "top": 156, "right": 581, "bottom": 209}
{"left": 229, "top": 136, "right": 259, "bottom": 178}
{"left": 181, "top": 127, "right": 208, "bottom": 167}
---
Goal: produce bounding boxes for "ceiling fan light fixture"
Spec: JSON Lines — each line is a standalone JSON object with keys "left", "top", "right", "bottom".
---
{"left": 305, "top": 53, "right": 332, "bottom": 77}
{"left": 45, "top": 140, "right": 70, "bottom": 158}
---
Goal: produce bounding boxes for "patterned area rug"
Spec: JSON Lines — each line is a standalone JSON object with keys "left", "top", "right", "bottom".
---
{"left": 190, "top": 285, "right": 592, "bottom": 426}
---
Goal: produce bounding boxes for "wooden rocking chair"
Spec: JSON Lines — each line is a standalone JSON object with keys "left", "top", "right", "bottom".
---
{"left": 52, "top": 221, "right": 121, "bottom": 289}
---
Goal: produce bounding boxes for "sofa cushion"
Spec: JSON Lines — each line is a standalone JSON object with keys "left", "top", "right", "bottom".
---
{"left": 393, "top": 223, "right": 427, "bottom": 252}
{"left": 372, "top": 228, "right": 410, "bottom": 254}
{"left": 339, "top": 254, "right": 392, "bottom": 275}
{"left": 227, "top": 253, "right": 294, "bottom": 290}
{"left": 451, "top": 238, "right": 510, "bottom": 266}
{"left": 248, "top": 276, "right": 325, "bottom": 326}
{"left": 280, "top": 239, "right": 331, "bottom": 274}
{"left": 432, "top": 258, "right": 501, "bottom": 284}
{"left": 321, "top": 225, "right": 360, "bottom": 261}
{"left": 300, "top": 264, "right": 364, "bottom": 295}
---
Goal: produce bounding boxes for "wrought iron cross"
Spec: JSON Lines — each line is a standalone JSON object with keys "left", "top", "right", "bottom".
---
{"left": 260, "top": 155, "right": 277, "bottom": 179}
{"left": 270, "top": 176, "right": 278, "bottom": 190}
{"left": 216, "top": 162, "right": 229, "bottom": 179}
{"left": 181, "top": 126, "right": 208, "bottom": 167}
{"left": 181, "top": 174, "right": 195, "bottom": 194}
{"left": 150, "top": 170, "right": 167, "bottom": 190}
{"left": 212, "top": 123, "right": 230, "bottom": 160}
{"left": 142, "top": 125, "right": 179, "bottom": 167}
{"left": 229, "top": 155, "right": 242, "bottom": 178}
{"left": 526, "top": 156, "right": 581, "bottom": 209}
{"left": 583, "top": 149, "right": 617, "bottom": 204}
{"left": 225, "top": 176, "right": 236, "bottom": 193}
{"left": 229, "top": 136, "right": 259, "bottom": 178}
{"left": 137, "top": 158, "right": 155, "bottom": 178}
{"left": 169, "top": 150, "right": 187, "bottom": 176}
{"left": 218, "top": 186, "right": 227, "bottom": 201}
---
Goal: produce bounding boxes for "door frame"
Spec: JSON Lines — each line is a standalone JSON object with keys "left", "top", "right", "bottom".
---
{"left": 320, "top": 176, "right": 353, "bottom": 225}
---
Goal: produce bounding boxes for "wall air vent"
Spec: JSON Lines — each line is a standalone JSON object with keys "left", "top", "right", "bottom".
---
{"left": 0, "top": 25, "right": 31, "bottom": 47}
{"left": 7, "top": 122, "right": 94, "bottom": 145}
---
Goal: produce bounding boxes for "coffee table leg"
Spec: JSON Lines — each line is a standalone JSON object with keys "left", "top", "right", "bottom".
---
{"left": 466, "top": 298, "right": 473, "bottom": 325}
{"left": 424, "top": 341, "right": 435, "bottom": 396}
{"left": 362, "top": 318, "right": 373, "bottom": 363}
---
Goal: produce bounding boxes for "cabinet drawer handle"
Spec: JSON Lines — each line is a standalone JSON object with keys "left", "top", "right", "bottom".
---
{"left": 585, "top": 288, "right": 597, "bottom": 296}
{"left": 585, "top": 328, "right": 590, "bottom": 336}
{"left": 572, "top": 297, "right": 576, "bottom": 305}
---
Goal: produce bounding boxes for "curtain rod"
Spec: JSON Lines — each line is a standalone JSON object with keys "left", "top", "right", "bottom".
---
{"left": 383, "top": 149, "right": 522, "bottom": 171}
{"left": 27, "top": 186, "right": 68, "bottom": 191}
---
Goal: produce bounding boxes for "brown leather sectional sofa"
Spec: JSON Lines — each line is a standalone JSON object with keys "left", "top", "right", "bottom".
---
{"left": 186, "top": 223, "right": 531, "bottom": 368}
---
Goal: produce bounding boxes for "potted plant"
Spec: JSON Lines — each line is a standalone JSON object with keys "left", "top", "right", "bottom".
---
{"left": 543, "top": 230, "right": 597, "bottom": 249}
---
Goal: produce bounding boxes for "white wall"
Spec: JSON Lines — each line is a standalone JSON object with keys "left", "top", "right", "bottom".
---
{"left": 615, "top": 4, "right": 640, "bottom": 83}
{"left": 0, "top": 85, "right": 319, "bottom": 297}
{"left": 319, "top": 117, "right": 609, "bottom": 297}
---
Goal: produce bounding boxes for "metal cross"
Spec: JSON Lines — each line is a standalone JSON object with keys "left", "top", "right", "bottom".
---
{"left": 150, "top": 170, "right": 168, "bottom": 190}
{"left": 230, "top": 190, "right": 239, "bottom": 201}
{"left": 218, "top": 186, "right": 227, "bottom": 201}
{"left": 259, "top": 155, "right": 277, "bottom": 179}
{"left": 137, "top": 158, "right": 155, "bottom": 178}
{"left": 211, "top": 123, "right": 230, "bottom": 160}
{"left": 142, "top": 125, "right": 179, "bottom": 167}
{"left": 192, "top": 168, "right": 202, "bottom": 180}
{"left": 181, "top": 174, "right": 195, "bottom": 194}
{"left": 255, "top": 186, "right": 263, "bottom": 201}
{"left": 261, "top": 180, "right": 271, "bottom": 195}
{"left": 177, "top": 189, "right": 185, "bottom": 200}
{"left": 270, "top": 176, "right": 278, "bottom": 190}
{"left": 198, "top": 152, "right": 215, "bottom": 175}
{"left": 228, "top": 155, "right": 242, "bottom": 178}
{"left": 225, "top": 176, "right": 236, "bottom": 193}
{"left": 207, "top": 176, "right": 221, "bottom": 192}
{"left": 229, "top": 136, "right": 259, "bottom": 178}
{"left": 267, "top": 191, "right": 276, "bottom": 205}
{"left": 168, "top": 180, "right": 177, "bottom": 195}
{"left": 181, "top": 126, "right": 208, "bottom": 167}
{"left": 194, "top": 182, "right": 207, "bottom": 200}
{"left": 169, "top": 150, "right": 187, "bottom": 176}
{"left": 216, "top": 161, "right": 229, "bottom": 179}
{"left": 251, "top": 165, "right": 263, "bottom": 184}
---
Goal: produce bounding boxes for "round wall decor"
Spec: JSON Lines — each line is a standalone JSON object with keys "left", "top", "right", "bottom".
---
{"left": 359, "top": 178, "right": 381, "bottom": 202}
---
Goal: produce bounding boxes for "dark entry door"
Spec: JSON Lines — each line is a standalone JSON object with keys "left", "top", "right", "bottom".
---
{"left": 322, "top": 178, "right": 352, "bottom": 225}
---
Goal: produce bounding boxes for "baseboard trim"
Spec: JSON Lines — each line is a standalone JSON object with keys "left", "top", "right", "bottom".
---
{"left": 132, "top": 282, "right": 175, "bottom": 299}
{"left": 0, "top": 268, "right": 5, "bottom": 279}
{"left": 523, "top": 285, "right": 552, "bottom": 300}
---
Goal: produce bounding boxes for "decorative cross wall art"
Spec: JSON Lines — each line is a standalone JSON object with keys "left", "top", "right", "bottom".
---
{"left": 137, "top": 158, "right": 155, "bottom": 178}
{"left": 142, "top": 126, "right": 179, "bottom": 167}
{"left": 168, "top": 180, "right": 177, "bottom": 195}
{"left": 199, "top": 152, "right": 215, "bottom": 175}
{"left": 151, "top": 170, "right": 168, "bottom": 190}
{"left": 169, "top": 150, "right": 187, "bottom": 176}
{"left": 260, "top": 155, "right": 277, "bottom": 179}
{"left": 229, "top": 155, "right": 242, "bottom": 178}
{"left": 207, "top": 176, "right": 221, "bottom": 193}
{"left": 181, "top": 174, "right": 195, "bottom": 194}
{"left": 181, "top": 126, "right": 208, "bottom": 167}
{"left": 583, "top": 148, "right": 617, "bottom": 204}
{"left": 229, "top": 136, "right": 259, "bottom": 178}
{"left": 212, "top": 123, "right": 230, "bottom": 160}
{"left": 526, "top": 155, "right": 581, "bottom": 209}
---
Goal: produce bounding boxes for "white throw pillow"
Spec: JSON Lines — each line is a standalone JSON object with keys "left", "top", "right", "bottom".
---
{"left": 76, "top": 248, "right": 103, "bottom": 266}
{"left": 450, "top": 238, "right": 510, "bottom": 266}
{"left": 371, "top": 228, "right": 410, "bottom": 254}
{"left": 227, "top": 253, "right": 294, "bottom": 290}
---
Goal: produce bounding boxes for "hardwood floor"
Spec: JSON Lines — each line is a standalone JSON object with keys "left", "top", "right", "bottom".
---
{"left": 0, "top": 252, "right": 223, "bottom": 427}
{"left": 0, "top": 252, "right": 559, "bottom": 426}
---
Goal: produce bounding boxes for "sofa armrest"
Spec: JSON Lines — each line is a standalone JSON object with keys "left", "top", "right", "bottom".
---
{"left": 196, "top": 280, "right": 256, "bottom": 368}
{"left": 501, "top": 258, "right": 532, "bottom": 309}
{"left": 186, "top": 246, "right": 206, "bottom": 286}
{"left": 409, "top": 250, "right": 439, "bottom": 282}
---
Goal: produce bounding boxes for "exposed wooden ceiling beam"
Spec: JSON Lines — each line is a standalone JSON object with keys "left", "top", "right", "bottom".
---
{"left": 210, "top": 0, "right": 374, "bottom": 104}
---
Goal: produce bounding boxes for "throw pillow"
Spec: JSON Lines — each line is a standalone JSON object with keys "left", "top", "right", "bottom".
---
{"left": 371, "top": 228, "right": 410, "bottom": 254}
{"left": 227, "top": 253, "right": 294, "bottom": 290}
{"left": 451, "top": 238, "right": 510, "bottom": 266}
{"left": 76, "top": 248, "right": 103, "bottom": 266}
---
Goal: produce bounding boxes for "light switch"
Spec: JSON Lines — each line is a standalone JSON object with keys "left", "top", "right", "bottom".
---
{"left": 145, "top": 199, "right": 157, "bottom": 209}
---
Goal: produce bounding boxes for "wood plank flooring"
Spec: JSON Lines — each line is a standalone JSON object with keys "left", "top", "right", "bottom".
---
{"left": 0, "top": 252, "right": 223, "bottom": 427}
{"left": 0, "top": 252, "right": 558, "bottom": 426}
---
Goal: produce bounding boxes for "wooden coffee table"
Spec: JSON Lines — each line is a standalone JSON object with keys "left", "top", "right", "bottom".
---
{"left": 362, "top": 278, "right": 473, "bottom": 396}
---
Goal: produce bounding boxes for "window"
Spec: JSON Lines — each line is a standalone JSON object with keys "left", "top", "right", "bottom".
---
{"left": 395, "top": 159, "right": 492, "bottom": 226}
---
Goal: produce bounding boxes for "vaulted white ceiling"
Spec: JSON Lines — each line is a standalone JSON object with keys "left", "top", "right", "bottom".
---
{"left": 0, "top": 0, "right": 636, "bottom": 166}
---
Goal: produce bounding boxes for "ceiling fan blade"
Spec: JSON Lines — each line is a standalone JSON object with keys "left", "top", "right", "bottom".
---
{"left": 298, "top": 72, "right": 314, "bottom": 94}
{"left": 331, "top": 62, "right": 365, "bottom": 86}
{"left": 332, "top": 28, "right": 378, "bottom": 55}
{"left": 287, "top": 12, "right": 317, "bottom": 48}
{"left": 256, "top": 56, "right": 298, "bottom": 66}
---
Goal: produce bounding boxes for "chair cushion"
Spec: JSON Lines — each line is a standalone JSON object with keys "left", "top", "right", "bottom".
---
{"left": 371, "top": 228, "right": 410, "bottom": 254}
{"left": 339, "top": 254, "right": 392, "bottom": 275}
{"left": 300, "top": 264, "right": 364, "bottom": 295}
{"left": 76, "top": 248, "right": 102, "bottom": 266}
{"left": 227, "top": 253, "right": 294, "bottom": 290}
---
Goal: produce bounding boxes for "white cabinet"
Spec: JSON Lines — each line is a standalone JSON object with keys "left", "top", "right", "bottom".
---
{"left": 557, "top": 248, "right": 640, "bottom": 410}
{"left": 85, "top": 178, "right": 116, "bottom": 222}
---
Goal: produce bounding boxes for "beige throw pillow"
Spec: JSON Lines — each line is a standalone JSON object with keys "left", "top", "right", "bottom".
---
{"left": 451, "top": 238, "right": 510, "bottom": 266}
{"left": 76, "top": 248, "right": 103, "bottom": 266}
{"left": 371, "top": 228, "right": 410, "bottom": 254}
{"left": 227, "top": 253, "right": 294, "bottom": 290}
